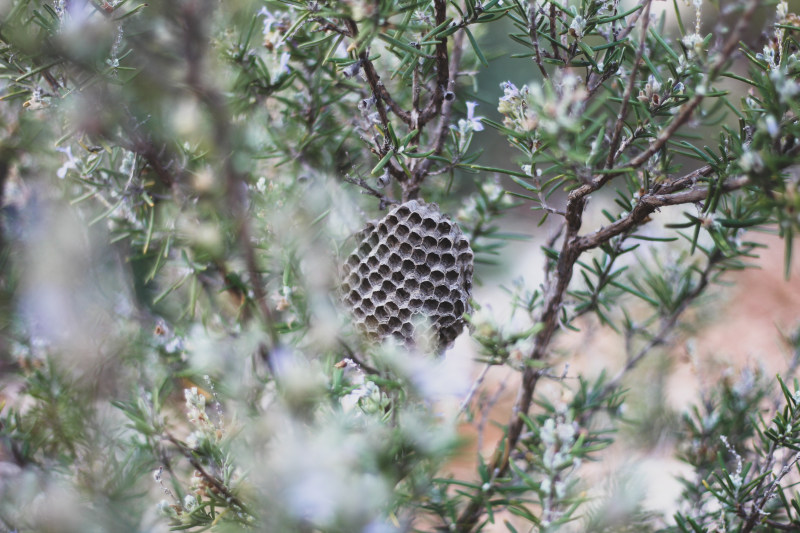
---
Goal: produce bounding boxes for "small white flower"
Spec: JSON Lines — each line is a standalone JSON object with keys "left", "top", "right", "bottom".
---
{"left": 56, "top": 146, "right": 78, "bottom": 179}
{"left": 465, "top": 101, "right": 484, "bottom": 132}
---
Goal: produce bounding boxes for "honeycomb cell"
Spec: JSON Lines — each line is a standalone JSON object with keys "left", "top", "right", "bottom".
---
{"left": 434, "top": 286, "right": 449, "bottom": 299}
{"left": 339, "top": 199, "right": 474, "bottom": 352}
{"left": 441, "top": 253, "right": 455, "bottom": 268}
{"left": 419, "top": 280, "right": 434, "bottom": 297}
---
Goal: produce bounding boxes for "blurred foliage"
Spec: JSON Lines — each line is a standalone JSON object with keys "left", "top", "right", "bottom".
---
{"left": 0, "top": 0, "right": 799, "bottom": 532}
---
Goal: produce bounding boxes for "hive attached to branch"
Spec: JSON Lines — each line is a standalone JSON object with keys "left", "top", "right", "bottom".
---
{"left": 340, "top": 200, "right": 474, "bottom": 352}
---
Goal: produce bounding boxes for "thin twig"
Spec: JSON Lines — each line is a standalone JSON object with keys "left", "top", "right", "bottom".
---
{"left": 606, "top": 0, "right": 652, "bottom": 170}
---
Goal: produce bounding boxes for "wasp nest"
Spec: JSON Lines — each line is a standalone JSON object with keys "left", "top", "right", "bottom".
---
{"left": 341, "top": 200, "right": 474, "bottom": 351}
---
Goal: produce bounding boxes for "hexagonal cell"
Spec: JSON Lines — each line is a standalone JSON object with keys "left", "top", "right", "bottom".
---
{"left": 375, "top": 305, "right": 388, "bottom": 320}
{"left": 364, "top": 316, "right": 379, "bottom": 330}
{"left": 358, "top": 262, "right": 370, "bottom": 276}
{"left": 454, "top": 300, "right": 465, "bottom": 316}
{"left": 358, "top": 242, "right": 372, "bottom": 257}
{"left": 367, "top": 256, "right": 379, "bottom": 268}
{"left": 392, "top": 271, "right": 404, "bottom": 284}
{"left": 438, "top": 236, "right": 452, "bottom": 250}
{"left": 387, "top": 253, "right": 402, "bottom": 268}
{"left": 399, "top": 242, "right": 413, "bottom": 257}
{"left": 425, "top": 252, "right": 440, "bottom": 268}
{"left": 445, "top": 270, "right": 459, "bottom": 283}
{"left": 409, "top": 298, "right": 423, "bottom": 310}
{"left": 395, "top": 224, "right": 410, "bottom": 238}
{"left": 386, "top": 235, "right": 399, "bottom": 248}
{"left": 377, "top": 243, "right": 390, "bottom": 256}
{"left": 417, "top": 264, "right": 431, "bottom": 278}
{"left": 346, "top": 290, "right": 360, "bottom": 305}
{"left": 373, "top": 290, "right": 387, "bottom": 303}
{"left": 401, "top": 259, "right": 414, "bottom": 274}
{"left": 361, "top": 300, "right": 375, "bottom": 312}
{"left": 404, "top": 278, "right": 419, "bottom": 292}
{"left": 381, "top": 279, "right": 396, "bottom": 293}
{"left": 438, "top": 301, "right": 454, "bottom": 314}
{"left": 348, "top": 272, "right": 360, "bottom": 287}
{"left": 369, "top": 271, "right": 382, "bottom": 285}
{"left": 430, "top": 269, "right": 445, "bottom": 283}
{"left": 408, "top": 212, "right": 423, "bottom": 226}
{"left": 434, "top": 286, "right": 450, "bottom": 299}
{"left": 385, "top": 214, "right": 399, "bottom": 228}
{"left": 450, "top": 289, "right": 462, "bottom": 302}
{"left": 456, "top": 238, "right": 470, "bottom": 252}
{"left": 388, "top": 317, "right": 402, "bottom": 330}
{"left": 419, "top": 280, "right": 434, "bottom": 297}
{"left": 400, "top": 322, "right": 414, "bottom": 337}
{"left": 396, "top": 205, "right": 411, "bottom": 219}
{"left": 378, "top": 323, "right": 391, "bottom": 336}
{"left": 385, "top": 301, "right": 399, "bottom": 314}
{"left": 376, "top": 223, "right": 389, "bottom": 236}
{"left": 396, "top": 287, "right": 410, "bottom": 301}
{"left": 438, "top": 220, "right": 452, "bottom": 234}
{"left": 378, "top": 263, "right": 391, "bottom": 277}
{"left": 422, "top": 235, "right": 437, "bottom": 248}
{"left": 398, "top": 308, "right": 411, "bottom": 321}
{"left": 358, "top": 279, "right": 372, "bottom": 293}
{"left": 411, "top": 249, "right": 426, "bottom": 263}
{"left": 353, "top": 306, "right": 366, "bottom": 318}
{"left": 341, "top": 281, "right": 351, "bottom": 294}
{"left": 441, "top": 253, "right": 456, "bottom": 268}
{"left": 408, "top": 231, "right": 422, "bottom": 246}
{"left": 346, "top": 254, "right": 360, "bottom": 269}
{"left": 423, "top": 299, "right": 438, "bottom": 312}
{"left": 421, "top": 217, "right": 436, "bottom": 232}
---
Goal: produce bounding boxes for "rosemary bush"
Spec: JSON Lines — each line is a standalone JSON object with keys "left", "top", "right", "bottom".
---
{"left": 1, "top": 0, "right": 800, "bottom": 531}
